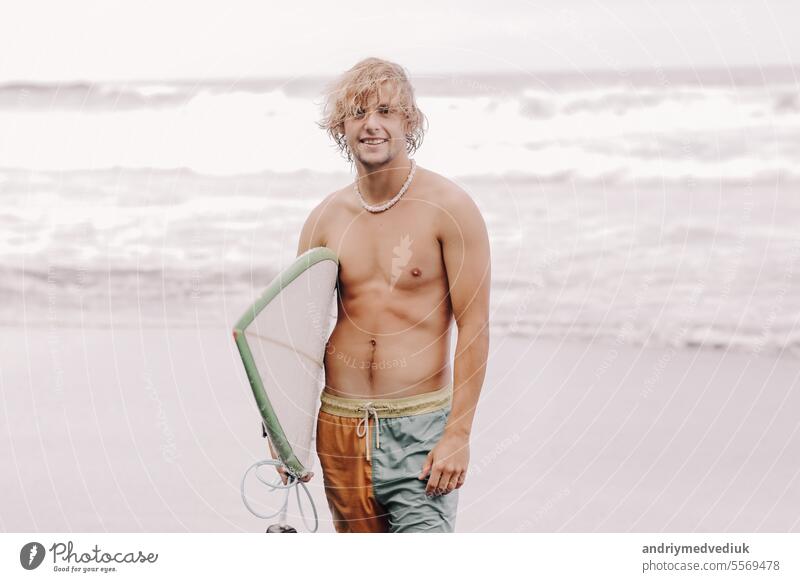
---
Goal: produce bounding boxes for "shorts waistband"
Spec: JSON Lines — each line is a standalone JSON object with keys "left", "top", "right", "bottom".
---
{"left": 320, "top": 384, "right": 452, "bottom": 419}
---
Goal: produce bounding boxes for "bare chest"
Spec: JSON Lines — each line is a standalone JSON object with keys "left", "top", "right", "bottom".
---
{"left": 327, "top": 199, "right": 444, "bottom": 292}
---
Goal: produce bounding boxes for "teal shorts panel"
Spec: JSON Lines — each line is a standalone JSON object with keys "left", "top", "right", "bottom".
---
{"left": 370, "top": 407, "right": 459, "bottom": 533}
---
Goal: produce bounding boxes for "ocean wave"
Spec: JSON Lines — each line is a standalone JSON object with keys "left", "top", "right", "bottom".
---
{"left": 0, "top": 81, "right": 194, "bottom": 111}
{"left": 491, "top": 318, "right": 800, "bottom": 359}
{"left": 1, "top": 67, "right": 798, "bottom": 179}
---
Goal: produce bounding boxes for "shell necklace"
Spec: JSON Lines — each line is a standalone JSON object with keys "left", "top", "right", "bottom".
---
{"left": 355, "top": 159, "right": 416, "bottom": 213}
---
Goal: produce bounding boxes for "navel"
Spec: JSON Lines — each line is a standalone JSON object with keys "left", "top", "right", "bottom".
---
{"left": 369, "top": 338, "right": 377, "bottom": 347}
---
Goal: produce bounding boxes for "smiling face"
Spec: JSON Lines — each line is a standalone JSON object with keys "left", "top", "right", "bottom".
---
{"left": 342, "top": 81, "right": 410, "bottom": 171}
{"left": 319, "top": 58, "right": 427, "bottom": 166}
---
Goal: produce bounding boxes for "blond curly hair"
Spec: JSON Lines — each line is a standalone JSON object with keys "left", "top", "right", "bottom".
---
{"left": 318, "top": 57, "right": 427, "bottom": 162}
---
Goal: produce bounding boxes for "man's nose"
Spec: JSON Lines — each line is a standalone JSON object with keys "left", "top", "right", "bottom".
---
{"left": 364, "top": 110, "right": 381, "bottom": 128}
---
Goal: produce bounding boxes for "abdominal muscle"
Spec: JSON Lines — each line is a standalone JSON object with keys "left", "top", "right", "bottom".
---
{"left": 323, "top": 287, "right": 452, "bottom": 399}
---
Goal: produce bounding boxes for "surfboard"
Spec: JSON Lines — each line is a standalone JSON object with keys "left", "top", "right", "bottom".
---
{"left": 233, "top": 247, "right": 339, "bottom": 479}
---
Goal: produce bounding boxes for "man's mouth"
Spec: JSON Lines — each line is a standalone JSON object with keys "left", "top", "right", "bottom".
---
{"left": 360, "top": 138, "right": 388, "bottom": 146}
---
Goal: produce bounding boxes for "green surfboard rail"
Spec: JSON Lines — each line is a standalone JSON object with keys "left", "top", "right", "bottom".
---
{"left": 233, "top": 247, "right": 339, "bottom": 478}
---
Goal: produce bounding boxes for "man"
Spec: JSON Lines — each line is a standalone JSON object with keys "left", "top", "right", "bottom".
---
{"left": 282, "top": 57, "right": 490, "bottom": 532}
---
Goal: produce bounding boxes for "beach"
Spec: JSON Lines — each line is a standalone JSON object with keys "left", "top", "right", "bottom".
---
{"left": 3, "top": 68, "right": 800, "bottom": 358}
{"left": 1, "top": 327, "right": 797, "bottom": 532}
{"left": 2, "top": 66, "right": 799, "bottom": 533}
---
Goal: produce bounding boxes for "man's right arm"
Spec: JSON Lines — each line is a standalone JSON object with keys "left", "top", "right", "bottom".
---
{"left": 264, "top": 195, "right": 332, "bottom": 483}
{"left": 296, "top": 196, "right": 331, "bottom": 256}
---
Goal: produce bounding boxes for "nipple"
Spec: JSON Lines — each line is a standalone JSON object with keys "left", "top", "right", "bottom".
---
{"left": 411, "top": 268, "right": 421, "bottom": 277}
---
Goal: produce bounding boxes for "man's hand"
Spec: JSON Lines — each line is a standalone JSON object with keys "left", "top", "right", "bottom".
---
{"left": 269, "top": 441, "right": 313, "bottom": 485}
{"left": 418, "top": 432, "right": 469, "bottom": 496}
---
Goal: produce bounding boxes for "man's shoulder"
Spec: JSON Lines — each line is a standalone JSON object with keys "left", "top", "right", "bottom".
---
{"left": 417, "top": 167, "right": 474, "bottom": 208}
{"left": 416, "top": 169, "right": 487, "bottom": 246}
{"left": 307, "top": 184, "right": 356, "bottom": 222}
{"left": 297, "top": 187, "right": 349, "bottom": 250}
{"left": 417, "top": 168, "right": 482, "bottom": 225}
{"left": 327, "top": 179, "right": 364, "bottom": 212}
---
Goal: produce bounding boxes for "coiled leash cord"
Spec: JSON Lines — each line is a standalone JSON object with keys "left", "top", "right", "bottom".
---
{"left": 240, "top": 459, "right": 319, "bottom": 532}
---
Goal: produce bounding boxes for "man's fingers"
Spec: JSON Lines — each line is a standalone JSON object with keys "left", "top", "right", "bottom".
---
{"left": 426, "top": 466, "right": 446, "bottom": 496}
{"left": 418, "top": 453, "right": 433, "bottom": 480}
{"left": 443, "top": 472, "right": 460, "bottom": 494}
{"left": 424, "top": 470, "right": 439, "bottom": 495}
{"left": 275, "top": 466, "right": 288, "bottom": 485}
{"left": 274, "top": 465, "right": 316, "bottom": 485}
{"left": 438, "top": 470, "right": 455, "bottom": 495}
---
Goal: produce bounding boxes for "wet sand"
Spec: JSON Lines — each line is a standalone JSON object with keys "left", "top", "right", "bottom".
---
{"left": 1, "top": 327, "right": 798, "bottom": 532}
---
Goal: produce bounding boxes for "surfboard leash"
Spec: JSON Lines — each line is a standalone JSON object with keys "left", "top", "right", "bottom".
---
{"left": 240, "top": 459, "right": 319, "bottom": 532}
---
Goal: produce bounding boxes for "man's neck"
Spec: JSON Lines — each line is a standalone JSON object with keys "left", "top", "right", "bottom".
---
{"left": 355, "top": 157, "right": 413, "bottom": 205}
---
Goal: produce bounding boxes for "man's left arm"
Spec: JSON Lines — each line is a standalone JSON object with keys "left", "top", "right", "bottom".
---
{"left": 419, "top": 188, "right": 491, "bottom": 497}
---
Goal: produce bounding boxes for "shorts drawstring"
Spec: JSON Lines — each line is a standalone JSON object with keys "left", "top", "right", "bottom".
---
{"left": 320, "top": 385, "right": 454, "bottom": 463}
{"left": 356, "top": 403, "right": 381, "bottom": 461}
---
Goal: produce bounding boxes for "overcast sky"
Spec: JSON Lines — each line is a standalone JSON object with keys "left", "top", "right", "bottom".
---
{"left": 1, "top": 0, "right": 798, "bottom": 83}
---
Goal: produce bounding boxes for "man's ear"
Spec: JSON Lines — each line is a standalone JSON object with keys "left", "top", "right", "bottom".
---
{"left": 336, "top": 123, "right": 348, "bottom": 146}
{"left": 403, "top": 118, "right": 414, "bottom": 139}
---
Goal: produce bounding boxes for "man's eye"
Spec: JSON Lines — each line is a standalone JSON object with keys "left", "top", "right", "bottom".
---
{"left": 378, "top": 106, "right": 390, "bottom": 114}
{"left": 354, "top": 108, "right": 365, "bottom": 118}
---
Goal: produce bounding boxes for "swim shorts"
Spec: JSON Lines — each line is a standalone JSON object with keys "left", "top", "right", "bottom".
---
{"left": 315, "top": 384, "right": 459, "bottom": 533}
